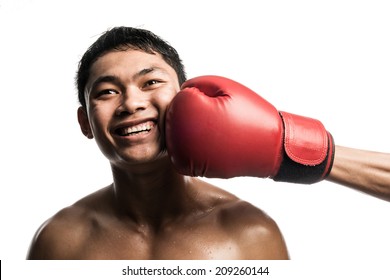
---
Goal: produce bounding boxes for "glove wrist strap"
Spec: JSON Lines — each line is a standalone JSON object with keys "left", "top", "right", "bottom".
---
{"left": 273, "top": 112, "right": 335, "bottom": 184}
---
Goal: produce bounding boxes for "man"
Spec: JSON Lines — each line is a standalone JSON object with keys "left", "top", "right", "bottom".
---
{"left": 27, "top": 27, "right": 289, "bottom": 259}
{"left": 27, "top": 26, "right": 390, "bottom": 260}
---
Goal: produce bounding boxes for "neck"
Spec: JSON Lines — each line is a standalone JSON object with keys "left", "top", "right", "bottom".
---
{"left": 110, "top": 157, "right": 195, "bottom": 227}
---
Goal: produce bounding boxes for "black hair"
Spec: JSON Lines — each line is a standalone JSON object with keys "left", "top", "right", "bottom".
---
{"left": 76, "top": 26, "right": 186, "bottom": 108}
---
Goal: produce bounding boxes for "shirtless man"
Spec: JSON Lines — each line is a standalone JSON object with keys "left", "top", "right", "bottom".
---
{"left": 27, "top": 27, "right": 289, "bottom": 260}
{"left": 27, "top": 26, "right": 390, "bottom": 260}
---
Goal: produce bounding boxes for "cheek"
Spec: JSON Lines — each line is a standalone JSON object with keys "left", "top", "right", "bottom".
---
{"left": 153, "top": 91, "right": 177, "bottom": 135}
{"left": 88, "top": 106, "right": 111, "bottom": 135}
{"left": 157, "top": 87, "right": 178, "bottom": 108}
{"left": 161, "top": 94, "right": 176, "bottom": 108}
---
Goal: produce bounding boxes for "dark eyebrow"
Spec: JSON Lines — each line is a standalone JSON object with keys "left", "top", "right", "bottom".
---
{"left": 135, "top": 67, "right": 155, "bottom": 78}
{"left": 89, "top": 75, "right": 121, "bottom": 93}
{"left": 134, "top": 67, "right": 167, "bottom": 79}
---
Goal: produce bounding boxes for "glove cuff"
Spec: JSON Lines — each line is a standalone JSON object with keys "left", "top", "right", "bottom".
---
{"left": 273, "top": 112, "right": 335, "bottom": 184}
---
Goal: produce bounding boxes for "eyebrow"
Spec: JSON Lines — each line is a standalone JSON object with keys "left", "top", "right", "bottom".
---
{"left": 90, "top": 75, "right": 120, "bottom": 91}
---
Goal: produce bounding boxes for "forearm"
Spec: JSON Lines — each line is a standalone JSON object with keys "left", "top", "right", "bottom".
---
{"left": 327, "top": 145, "right": 390, "bottom": 201}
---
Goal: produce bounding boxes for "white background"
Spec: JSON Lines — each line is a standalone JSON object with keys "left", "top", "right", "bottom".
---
{"left": 1, "top": 0, "right": 390, "bottom": 278}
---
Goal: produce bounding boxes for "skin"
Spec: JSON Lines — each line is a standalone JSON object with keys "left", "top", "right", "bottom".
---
{"left": 328, "top": 145, "right": 390, "bottom": 202}
{"left": 27, "top": 49, "right": 289, "bottom": 260}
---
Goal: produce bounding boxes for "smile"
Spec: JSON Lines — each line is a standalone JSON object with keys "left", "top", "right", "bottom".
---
{"left": 115, "top": 121, "right": 155, "bottom": 136}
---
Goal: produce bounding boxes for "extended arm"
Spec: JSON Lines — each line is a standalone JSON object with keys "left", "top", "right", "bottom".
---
{"left": 166, "top": 76, "right": 390, "bottom": 202}
{"left": 327, "top": 145, "right": 390, "bottom": 201}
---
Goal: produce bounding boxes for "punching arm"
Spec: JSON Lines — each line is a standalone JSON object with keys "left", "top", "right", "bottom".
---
{"left": 327, "top": 146, "right": 390, "bottom": 201}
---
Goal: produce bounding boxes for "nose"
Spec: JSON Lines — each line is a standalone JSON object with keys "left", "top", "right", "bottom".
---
{"left": 115, "top": 86, "right": 148, "bottom": 116}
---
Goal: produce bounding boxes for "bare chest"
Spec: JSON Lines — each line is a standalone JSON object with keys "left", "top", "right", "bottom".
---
{"left": 77, "top": 222, "right": 242, "bottom": 260}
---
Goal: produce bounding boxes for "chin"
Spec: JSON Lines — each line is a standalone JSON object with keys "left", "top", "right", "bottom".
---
{"left": 113, "top": 150, "right": 170, "bottom": 167}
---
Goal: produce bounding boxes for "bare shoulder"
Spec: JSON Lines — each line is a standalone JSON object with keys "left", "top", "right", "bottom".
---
{"left": 192, "top": 179, "right": 289, "bottom": 259}
{"left": 215, "top": 195, "right": 289, "bottom": 259}
{"left": 27, "top": 186, "right": 112, "bottom": 260}
{"left": 220, "top": 200, "right": 289, "bottom": 259}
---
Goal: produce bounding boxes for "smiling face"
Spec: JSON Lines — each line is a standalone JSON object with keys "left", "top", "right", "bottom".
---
{"left": 78, "top": 49, "right": 180, "bottom": 168}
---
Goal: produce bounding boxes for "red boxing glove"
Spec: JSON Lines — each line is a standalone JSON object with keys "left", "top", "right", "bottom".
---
{"left": 165, "top": 75, "right": 334, "bottom": 184}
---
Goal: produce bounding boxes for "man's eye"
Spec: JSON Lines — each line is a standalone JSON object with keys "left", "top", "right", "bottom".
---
{"left": 143, "top": 80, "right": 161, "bottom": 88}
{"left": 97, "top": 89, "right": 119, "bottom": 96}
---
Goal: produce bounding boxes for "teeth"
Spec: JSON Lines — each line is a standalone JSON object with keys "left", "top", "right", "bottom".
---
{"left": 118, "top": 122, "right": 154, "bottom": 136}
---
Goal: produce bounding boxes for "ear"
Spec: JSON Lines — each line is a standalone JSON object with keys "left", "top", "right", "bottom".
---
{"left": 77, "top": 106, "right": 93, "bottom": 139}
